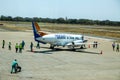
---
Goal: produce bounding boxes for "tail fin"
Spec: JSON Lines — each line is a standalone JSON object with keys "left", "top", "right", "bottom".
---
{"left": 33, "top": 22, "right": 48, "bottom": 36}
{"left": 32, "top": 22, "right": 47, "bottom": 44}
{"left": 32, "top": 22, "right": 41, "bottom": 42}
{"left": 34, "top": 22, "right": 41, "bottom": 31}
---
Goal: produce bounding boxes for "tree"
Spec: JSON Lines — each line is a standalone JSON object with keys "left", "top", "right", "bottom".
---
{"left": 56, "top": 18, "right": 65, "bottom": 23}
{"left": 0, "top": 15, "right": 120, "bottom": 26}
{"left": 33, "top": 17, "right": 40, "bottom": 22}
{"left": 13, "top": 16, "right": 24, "bottom": 21}
{"left": 0, "top": 15, "right": 7, "bottom": 21}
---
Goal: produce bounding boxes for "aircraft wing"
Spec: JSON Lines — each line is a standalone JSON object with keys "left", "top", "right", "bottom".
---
{"left": 66, "top": 40, "right": 98, "bottom": 48}
{"left": 66, "top": 42, "right": 95, "bottom": 46}
{"left": 66, "top": 42, "right": 99, "bottom": 49}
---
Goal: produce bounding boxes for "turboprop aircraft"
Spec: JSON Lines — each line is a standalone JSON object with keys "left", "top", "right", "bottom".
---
{"left": 32, "top": 22, "right": 92, "bottom": 50}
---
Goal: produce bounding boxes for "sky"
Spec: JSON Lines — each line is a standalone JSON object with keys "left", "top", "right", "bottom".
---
{"left": 0, "top": 0, "right": 120, "bottom": 21}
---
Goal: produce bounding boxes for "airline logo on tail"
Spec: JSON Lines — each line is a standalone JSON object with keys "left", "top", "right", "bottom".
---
{"left": 32, "top": 22, "right": 48, "bottom": 36}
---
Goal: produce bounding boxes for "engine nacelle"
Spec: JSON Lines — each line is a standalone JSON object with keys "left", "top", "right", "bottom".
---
{"left": 73, "top": 40, "right": 84, "bottom": 43}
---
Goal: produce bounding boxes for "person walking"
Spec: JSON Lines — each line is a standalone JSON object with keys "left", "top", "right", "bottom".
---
{"left": 21, "top": 40, "right": 25, "bottom": 50}
{"left": 19, "top": 43, "right": 22, "bottom": 53}
{"left": 36, "top": 42, "right": 40, "bottom": 49}
{"left": 95, "top": 41, "right": 98, "bottom": 48}
{"left": 93, "top": 41, "right": 95, "bottom": 48}
{"left": 112, "top": 42, "right": 115, "bottom": 51}
{"left": 8, "top": 42, "right": 11, "bottom": 50}
{"left": 2, "top": 40, "right": 5, "bottom": 49}
{"left": 30, "top": 42, "right": 33, "bottom": 52}
{"left": 116, "top": 43, "right": 119, "bottom": 52}
{"left": 15, "top": 43, "right": 19, "bottom": 53}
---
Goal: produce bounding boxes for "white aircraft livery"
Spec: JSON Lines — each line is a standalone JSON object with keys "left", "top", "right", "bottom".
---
{"left": 32, "top": 22, "right": 90, "bottom": 50}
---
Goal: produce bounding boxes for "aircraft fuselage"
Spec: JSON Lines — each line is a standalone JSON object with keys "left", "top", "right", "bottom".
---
{"left": 36, "top": 33, "right": 84, "bottom": 46}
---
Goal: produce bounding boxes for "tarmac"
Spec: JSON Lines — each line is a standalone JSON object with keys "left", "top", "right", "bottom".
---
{"left": 0, "top": 31, "right": 120, "bottom": 80}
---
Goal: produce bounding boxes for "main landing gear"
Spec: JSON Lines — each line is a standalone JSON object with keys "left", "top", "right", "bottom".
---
{"left": 50, "top": 44, "right": 54, "bottom": 49}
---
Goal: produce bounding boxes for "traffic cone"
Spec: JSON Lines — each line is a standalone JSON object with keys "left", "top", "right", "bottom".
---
{"left": 88, "top": 45, "right": 90, "bottom": 48}
{"left": 100, "top": 50, "right": 103, "bottom": 54}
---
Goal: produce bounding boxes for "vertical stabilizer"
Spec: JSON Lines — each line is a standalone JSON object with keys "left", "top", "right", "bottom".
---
{"left": 32, "top": 22, "right": 41, "bottom": 41}
{"left": 34, "top": 22, "right": 41, "bottom": 31}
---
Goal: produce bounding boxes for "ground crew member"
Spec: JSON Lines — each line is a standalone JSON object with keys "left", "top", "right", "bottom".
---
{"left": 11, "top": 59, "right": 17, "bottom": 74}
{"left": 15, "top": 43, "right": 19, "bottom": 53}
{"left": 19, "top": 43, "right": 22, "bottom": 53}
{"left": 116, "top": 43, "right": 119, "bottom": 52}
{"left": 2, "top": 40, "right": 5, "bottom": 48}
{"left": 30, "top": 42, "right": 33, "bottom": 52}
{"left": 8, "top": 42, "right": 11, "bottom": 50}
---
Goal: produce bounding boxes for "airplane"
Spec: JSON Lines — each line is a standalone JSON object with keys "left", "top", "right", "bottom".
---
{"left": 32, "top": 22, "right": 93, "bottom": 50}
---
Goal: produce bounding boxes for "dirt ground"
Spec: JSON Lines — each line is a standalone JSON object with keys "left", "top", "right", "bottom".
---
{"left": 0, "top": 31, "right": 120, "bottom": 80}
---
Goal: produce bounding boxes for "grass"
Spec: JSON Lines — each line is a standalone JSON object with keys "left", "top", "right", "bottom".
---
{"left": 0, "top": 21, "right": 120, "bottom": 41}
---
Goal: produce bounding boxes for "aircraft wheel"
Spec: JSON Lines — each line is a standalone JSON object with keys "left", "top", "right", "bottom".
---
{"left": 50, "top": 45, "right": 54, "bottom": 49}
{"left": 72, "top": 48, "right": 76, "bottom": 51}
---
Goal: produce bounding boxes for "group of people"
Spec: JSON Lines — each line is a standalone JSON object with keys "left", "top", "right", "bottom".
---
{"left": 30, "top": 42, "right": 40, "bottom": 52}
{"left": 2, "top": 40, "right": 12, "bottom": 50}
{"left": 15, "top": 40, "right": 25, "bottom": 53}
{"left": 1, "top": 40, "right": 41, "bottom": 74}
{"left": 112, "top": 42, "right": 119, "bottom": 52}
{"left": 93, "top": 41, "right": 98, "bottom": 48}
{"left": 2, "top": 40, "right": 41, "bottom": 53}
{"left": 2, "top": 40, "right": 25, "bottom": 53}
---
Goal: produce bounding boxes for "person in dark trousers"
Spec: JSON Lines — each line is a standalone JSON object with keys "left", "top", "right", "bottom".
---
{"left": 11, "top": 59, "right": 17, "bottom": 74}
{"left": 36, "top": 42, "right": 40, "bottom": 49}
{"left": 93, "top": 41, "right": 95, "bottom": 48}
{"left": 95, "top": 41, "right": 98, "bottom": 48}
{"left": 21, "top": 40, "right": 25, "bottom": 50}
{"left": 19, "top": 43, "right": 22, "bottom": 53}
{"left": 30, "top": 42, "right": 33, "bottom": 52}
{"left": 15, "top": 43, "right": 19, "bottom": 53}
{"left": 116, "top": 43, "right": 119, "bottom": 52}
{"left": 112, "top": 42, "right": 115, "bottom": 51}
{"left": 2, "top": 40, "right": 5, "bottom": 48}
{"left": 8, "top": 42, "right": 11, "bottom": 50}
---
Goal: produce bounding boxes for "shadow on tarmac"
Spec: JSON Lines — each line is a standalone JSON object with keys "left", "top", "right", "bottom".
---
{"left": 27, "top": 47, "right": 100, "bottom": 55}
